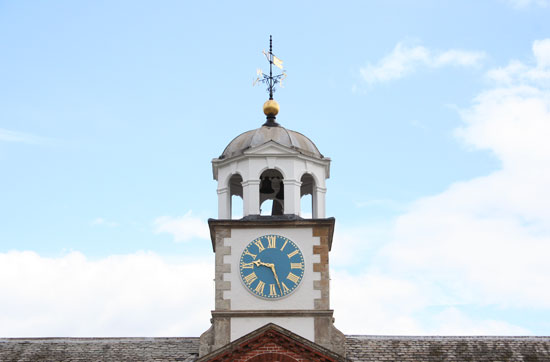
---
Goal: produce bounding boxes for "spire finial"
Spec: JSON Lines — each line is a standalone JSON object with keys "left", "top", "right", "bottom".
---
{"left": 253, "top": 35, "right": 286, "bottom": 127}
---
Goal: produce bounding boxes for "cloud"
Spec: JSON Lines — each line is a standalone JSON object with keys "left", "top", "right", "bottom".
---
{"left": 360, "top": 42, "right": 485, "bottom": 84}
{"left": 153, "top": 211, "right": 210, "bottom": 242}
{"left": 331, "top": 271, "right": 531, "bottom": 335}
{"left": 333, "top": 39, "right": 550, "bottom": 335}
{"left": 487, "top": 39, "right": 550, "bottom": 84}
{"left": 0, "top": 251, "right": 213, "bottom": 337}
{"left": 0, "top": 128, "right": 51, "bottom": 145}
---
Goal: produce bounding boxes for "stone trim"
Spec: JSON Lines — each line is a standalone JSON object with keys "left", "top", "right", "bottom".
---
{"left": 312, "top": 226, "right": 330, "bottom": 311}
{"left": 212, "top": 310, "right": 334, "bottom": 318}
{"left": 215, "top": 227, "right": 232, "bottom": 311}
{"left": 208, "top": 218, "right": 335, "bottom": 252}
{"left": 197, "top": 323, "right": 348, "bottom": 362}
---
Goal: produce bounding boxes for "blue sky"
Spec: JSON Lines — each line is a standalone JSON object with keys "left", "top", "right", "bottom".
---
{"left": 1, "top": 0, "right": 550, "bottom": 337}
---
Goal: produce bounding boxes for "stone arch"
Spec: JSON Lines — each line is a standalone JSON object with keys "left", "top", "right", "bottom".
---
{"left": 256, "top": 165, "right": 287, "bottom": 180}
{"left": 298, "top": 170, "right": 320, "bottom": 189}
{"left": 246, "top": 353, "right": 299, "bottom": 362}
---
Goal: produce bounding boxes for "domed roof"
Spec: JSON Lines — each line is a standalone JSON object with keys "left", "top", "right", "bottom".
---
{"left": 220, "top": 125, "right": 323, "bottom": 160}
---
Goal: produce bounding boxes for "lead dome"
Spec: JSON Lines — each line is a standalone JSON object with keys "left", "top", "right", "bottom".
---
{"left": 219, "top": 125, "right": 324, "bottom": 160}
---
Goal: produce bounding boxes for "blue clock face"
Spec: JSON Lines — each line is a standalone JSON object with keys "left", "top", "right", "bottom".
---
{"left": 239, "top": 234, "right": 305, "bottom": 299}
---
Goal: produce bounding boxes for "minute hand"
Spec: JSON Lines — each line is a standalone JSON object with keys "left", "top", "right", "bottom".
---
{"left": 270, "top": 265, "right": 282, "bottom": 293}
{"left": 252, "top": 260, "right": 282, "bottom": 293}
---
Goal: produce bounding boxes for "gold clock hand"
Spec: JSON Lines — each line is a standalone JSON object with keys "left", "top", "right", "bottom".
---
{"left": 247, "top": 260, "right": 281, "bottom": 292}
{"left": 270, "top": 265, "right": 282, "bottom": 293}
{"left": 241, "top": 260, "right": 264, "bottom": 269}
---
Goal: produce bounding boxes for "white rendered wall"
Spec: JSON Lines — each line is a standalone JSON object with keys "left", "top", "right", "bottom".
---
{"left": 223, "top": 228, "right": 321, "bottom": 310}
{"left": 231, "top": 317, "right": 314, "bottom": 342}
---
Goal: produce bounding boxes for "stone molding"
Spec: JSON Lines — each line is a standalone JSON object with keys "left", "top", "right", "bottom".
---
{"left": 208, "top": 218, "right": 335, "bottom": 252}
{"left": 212, "top": 310, "right": 335, "bottom": 318}
{"left": 197, "top": 323, "right": 348, "bottom": 362}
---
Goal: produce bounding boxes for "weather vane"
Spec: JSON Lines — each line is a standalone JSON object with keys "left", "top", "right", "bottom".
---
{"left": 254, "top": 35, "right": 287, "bottom": 100}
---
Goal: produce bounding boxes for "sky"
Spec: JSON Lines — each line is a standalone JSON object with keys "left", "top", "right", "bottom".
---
{"left": 1, "top": 0, "right": 550, "bottom": 337}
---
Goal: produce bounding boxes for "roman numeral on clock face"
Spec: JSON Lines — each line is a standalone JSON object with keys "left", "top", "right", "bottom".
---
{"left": 243, "top": 249, "right": 256, "bottom": 259}
{"left": 281, "top": 282, "right": 290, "bottom": 293}
{"left": 286, "top": 272, "right": 300, "bottom": 284}
{"left": 254, "top": 281, "right": 265, "bottom": 294}
{"left": 291, "top": 262, "right": 304, "bottom": 270}
{"left": 280, "top": 238, "right": 289, "bottom": 251}
{"left": 254, "top": 239, "right": 265, "bottom": 252}
{"left": 243, "top": 272, "right": 257, "bottom": 285}
{"left": 287, "top": 250, "right": 299, "bottom": 258}
{"left": 267, "top": 235, "right": 276, "bottom": 248}
{"left": 269, "top": 284, "right": 277, "bottom": 296}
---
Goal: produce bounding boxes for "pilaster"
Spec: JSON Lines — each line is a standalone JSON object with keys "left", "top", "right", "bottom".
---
{"left": 283, "top": 179, "right": 302, "bottom": 215}
{"left": 242, "top": 180, "right": 260, "bottom": 216}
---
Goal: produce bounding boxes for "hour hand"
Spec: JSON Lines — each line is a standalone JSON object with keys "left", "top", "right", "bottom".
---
{"left": 241, "top": 260, "right": 260, "bottom": 268}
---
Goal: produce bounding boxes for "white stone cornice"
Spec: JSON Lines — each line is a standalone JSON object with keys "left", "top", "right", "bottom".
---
{"left": 283, "top": 179, "right": 302, "bottom": 187}
{"left": 241, "top": 180, "right": 260, "bottom": 187}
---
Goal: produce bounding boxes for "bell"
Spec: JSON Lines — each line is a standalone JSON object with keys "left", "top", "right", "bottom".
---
{"left": 272, "top": 199, "right": 283, "bottom": 215}
{"left": 260, "top": 177, "right": 274, "bottom": 194}
{"left": 275, "top": 181, "right": 284, "bottom": 199}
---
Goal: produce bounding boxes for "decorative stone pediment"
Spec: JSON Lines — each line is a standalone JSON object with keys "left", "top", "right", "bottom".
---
{"left": 196, "top": 323, "right": 348, "bottom": 362}
{"left": 243, "top": 140, "right": 300, "bottom": 156}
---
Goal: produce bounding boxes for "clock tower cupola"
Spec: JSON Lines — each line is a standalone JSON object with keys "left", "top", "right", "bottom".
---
{"left": 199, "top": 37, "right": 345, "bottom": 357}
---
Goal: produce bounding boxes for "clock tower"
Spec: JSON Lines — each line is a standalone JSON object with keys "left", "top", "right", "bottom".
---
{"left": 199, "top": 39, "right": 345, "bottom": 357}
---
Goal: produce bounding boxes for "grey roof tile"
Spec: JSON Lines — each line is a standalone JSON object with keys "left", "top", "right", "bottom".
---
{"left": 1, "top": 335, "right": 550, "bottom": 361}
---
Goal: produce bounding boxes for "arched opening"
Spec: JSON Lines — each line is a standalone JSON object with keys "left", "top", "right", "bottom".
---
{"left": 300, "top": 194, "right": 312, "bottom": 218}
{"left": 259, "top": 169, "right": 284, "bottom": 216}
{"left": 260, "top": 199, "right": 273, "bottom": 215}
{"left": 231, "top": 195, "right": 243, "bottom": 219}
{"left": 300, "top": 173, "right": 315, "bottom": 218}
{"left": 229, "top": 174, "right": 243, "bottom": 219}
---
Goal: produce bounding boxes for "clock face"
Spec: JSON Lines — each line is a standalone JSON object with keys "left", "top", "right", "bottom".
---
{"left": 239, "top": 234, "right": 305, "bottom": 299}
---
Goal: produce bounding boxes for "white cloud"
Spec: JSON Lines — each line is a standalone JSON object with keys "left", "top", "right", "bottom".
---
{"left": 487, "top": 39, "right": 550, "bottom": 84}
{"left": 0, "top": 251, "right": 213, "bottom": 337}
{"left": 360, "top": 42, "right": 485, "bottom": 84}
{"left": 333, "top": 39, "right": 550, "bottom": 335}
{"left": 0, "top": 128, "right": 51, "bottom": 145}
{"left": 332, "top": 271, "right": 531, "bottom": 335}
{"left": 153, "top": 211, "right": 210, "bottom": 242}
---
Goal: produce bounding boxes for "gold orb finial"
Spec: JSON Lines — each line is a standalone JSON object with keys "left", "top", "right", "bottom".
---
{"left": 263, "top": 99, "right": 279, "bottom": 116}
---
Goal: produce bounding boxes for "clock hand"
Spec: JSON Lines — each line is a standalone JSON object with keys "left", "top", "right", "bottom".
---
{"left": 241, "top": 260, "right": 271, "bottom": 268}
{"left": 241, "top": 261, "right": 259, "bottom": 268}
{"left": 243, "top": 260, "right": 282, "bottom": 292}
{"left": 256, "top": 261, "right": 282, "bottom": 292}
{"left": 270, "top": 265, "right": 282, "bottom": 293}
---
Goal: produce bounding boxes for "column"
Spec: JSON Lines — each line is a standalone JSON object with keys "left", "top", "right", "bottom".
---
{"left": 314, "top": 186, "right": 327, "bottom": 218}
{"left": 283, "top": 179, "right": 302, "bottom": 215}
{"left": 217, "top": 187, "right": 230, "bottom": 219}
{"left": 242, "top": 179, "right": 260, "bottom": 216}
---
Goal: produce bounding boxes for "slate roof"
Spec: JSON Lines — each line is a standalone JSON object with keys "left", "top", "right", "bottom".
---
{"left": 346, "top": 335, "right": 550, "bottom": 362}
{"left": 1, "top": 335, "right": 550, "bottom": 361}
{"left": 0, "top": 337, "right": 200, "bottom": 362}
